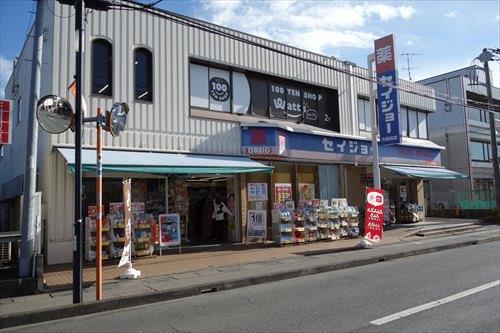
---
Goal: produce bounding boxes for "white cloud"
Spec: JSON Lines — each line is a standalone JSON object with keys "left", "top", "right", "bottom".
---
{"left": 405, "top": 35, "right": 422, "bottom": 46}
{"left": 495, "top": 15, "right": 500, "bottom": 21}
{"left": 444, "top": 11, "right": 459, "bottom": 18}
{"left": 197, "top": 1, "right": 416, "bottom": 55}
{"left": 0, "top": 55, "right": 13, "bottom": 99}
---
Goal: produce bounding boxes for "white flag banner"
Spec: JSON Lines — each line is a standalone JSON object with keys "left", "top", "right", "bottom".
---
{"left": 118, "top": 179, "right": 132, "bottom": 268}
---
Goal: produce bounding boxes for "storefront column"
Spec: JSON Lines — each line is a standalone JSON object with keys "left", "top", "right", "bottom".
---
{"left": 239, "top": 173, "right": 247, "bottom": 242}
{"left": 292, "top": 163, "right": 299, "bottom": 205}
{"left": 413, "top": 179, "right": 426, "bottom": 218}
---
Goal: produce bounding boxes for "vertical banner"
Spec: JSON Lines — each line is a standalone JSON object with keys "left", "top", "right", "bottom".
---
{"left": 0, "top": 99, "right": 12, "bottom": 144}
{"left": 118, "top": 179, "right": 132, "bottom": 268}
{"left": 374, "top": 34, "right": 401, "bottom": 145}
{"left": 364, "top": 188, "right": 385, "bottom": 241}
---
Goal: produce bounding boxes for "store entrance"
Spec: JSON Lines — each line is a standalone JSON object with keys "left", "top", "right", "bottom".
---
{"left": 186, "top": 176, "right": 230, "bottom": 244}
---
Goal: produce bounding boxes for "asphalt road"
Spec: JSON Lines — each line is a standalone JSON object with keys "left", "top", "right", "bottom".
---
{"left": 5, "top": 241, "right": 500, "bottom": 333}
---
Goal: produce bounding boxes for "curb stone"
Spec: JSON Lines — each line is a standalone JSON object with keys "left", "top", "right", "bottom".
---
{"left": 1, "top": 235, "right": 499, "bottom": 330}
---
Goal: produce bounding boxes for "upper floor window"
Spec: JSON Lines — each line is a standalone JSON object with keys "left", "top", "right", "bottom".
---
{"left": 134, "top": 48, "right": 153, "bottom": 101}
{"left": 92, "top": 39, "right": 112, "bottom": 96}
{"left": 16, "top": 98, "right": 21, "bottom": 124}
{"left": 399, "top": 107, "right": 427, "bottom": 140}
{"left": 358, "top": 99, "right": 428, "bottom": 140}
{"left": 357, "top": 98, "right": 372, "bottom": 132}
{"left": 470, "top": 140, "right": 491, "bottom": 162}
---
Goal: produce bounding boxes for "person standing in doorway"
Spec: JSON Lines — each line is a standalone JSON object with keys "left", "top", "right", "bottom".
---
{"left": 212, "top": 194, "right": 233, "bottom": 242}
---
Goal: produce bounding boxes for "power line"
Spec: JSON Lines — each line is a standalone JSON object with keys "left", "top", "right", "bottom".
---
{"left": 53, "top": 0, "right": 498, "bottom": 113}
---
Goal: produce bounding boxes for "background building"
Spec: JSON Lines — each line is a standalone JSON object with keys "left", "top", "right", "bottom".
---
{"left": 1, "top": 0, "right": 451, "bottom": 265}
{"left": 419, "top": 66, "right": 500, "bottom": 216}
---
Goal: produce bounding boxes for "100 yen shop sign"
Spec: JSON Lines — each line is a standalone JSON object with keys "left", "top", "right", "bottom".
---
{"left": 364, "top": 188, "right": 384, "bottom": 241}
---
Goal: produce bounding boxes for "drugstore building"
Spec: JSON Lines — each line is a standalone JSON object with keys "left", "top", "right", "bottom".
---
{"left": 1, "top": 0, "right": 463, "bottom": 265}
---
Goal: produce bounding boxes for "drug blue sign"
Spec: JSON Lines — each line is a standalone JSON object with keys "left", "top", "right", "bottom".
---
{"left": 374, "top": 35, "right": 401, "bottom": 145}
{"left": 242, "top": 126, "right": 442, "bottom": 166}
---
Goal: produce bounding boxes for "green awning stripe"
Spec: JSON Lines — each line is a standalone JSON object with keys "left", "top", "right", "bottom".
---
{"left": 67, "top": 164, "right": 273, "bottom": 175}
{"left": 383, "top": 166, "right": 468, "bottom": 179}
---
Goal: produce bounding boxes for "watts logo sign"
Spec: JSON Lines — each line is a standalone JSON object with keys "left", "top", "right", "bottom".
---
{"left": 189, "top": 62, "right": 340, "bottom": 133}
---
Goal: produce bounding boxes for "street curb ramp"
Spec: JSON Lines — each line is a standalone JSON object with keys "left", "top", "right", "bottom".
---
{"left": 1, "top": 235, "right": 499, "bottom": 330}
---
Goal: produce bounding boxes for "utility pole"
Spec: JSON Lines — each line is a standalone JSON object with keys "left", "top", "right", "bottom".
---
{"left": 399, "top": 53, "right": 421, "bottom": 81}
{"left": 73, "top": 0, "right": 85, "bottom": 303}
{"left": 367, "top": 53, "right": 381, "bottom": 189}
{"left": 477, "top": 48, "right": 500, "bottom": 219}
{"left": 19, "top": 0, "right": 44, "bottom": 278}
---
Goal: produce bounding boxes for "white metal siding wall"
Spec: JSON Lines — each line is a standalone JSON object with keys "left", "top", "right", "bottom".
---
{"left": 49, "top": 1, "right": 435, "bottom": 145}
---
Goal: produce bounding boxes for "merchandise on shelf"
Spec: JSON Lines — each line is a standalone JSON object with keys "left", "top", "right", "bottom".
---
{"left": 85, "top": 216, "right": 112, "bottom": 262}
{"left": 109, "top": 209, "right": 125, "bottom": 259}
{"left": 399, "top": 203, "right": 424, "bottom": 223}
{"left": 132, "top": 213, "right": 155, "bottom": 257}
{"left": 271, "top": 210, "right": 293, "bottom": 245}
{"left": 272, "top": 198, "right": 360, "bottom": 245}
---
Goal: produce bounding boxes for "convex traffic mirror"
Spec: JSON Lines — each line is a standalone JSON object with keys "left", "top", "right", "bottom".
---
{"left": 107, "top": 102, "right": 129, "bottom": 137}
{"left": 36, "top": 95, "right": 74, "bottom": 134}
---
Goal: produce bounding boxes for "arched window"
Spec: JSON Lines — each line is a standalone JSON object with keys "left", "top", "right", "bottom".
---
{"left": 134, "top": 48, "right": 153, "bottom": 101}
{"left": 92, "top": 39, "right": 112, "bottom": 96}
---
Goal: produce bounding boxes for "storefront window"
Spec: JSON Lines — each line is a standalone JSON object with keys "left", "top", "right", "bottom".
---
{"left": 272, "top": 162, "right": 293, "bottom": 203}
{"left": 297, "top": 164, "right": 317, "bottom": 201}
{"left": 318, "top": 165, "right": 339, "bottom": 200}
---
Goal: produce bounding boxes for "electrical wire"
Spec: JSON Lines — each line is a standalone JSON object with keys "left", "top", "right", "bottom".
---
{"left": 24, "top": 0, "right": 36, "bottom": 37}
{"left": 45, "top": 0, "right": 75, "bottom": 18}
{"left": 56, "top": 0, "right": 500, "bottom": 114}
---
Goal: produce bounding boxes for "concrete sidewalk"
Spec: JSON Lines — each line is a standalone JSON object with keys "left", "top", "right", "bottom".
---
{"left": 1, "top": 225, "right": 499, "bottom": 329}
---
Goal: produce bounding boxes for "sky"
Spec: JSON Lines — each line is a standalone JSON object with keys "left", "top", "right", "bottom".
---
{"left": 0, "top": 0, "right": 499, "bottom": 99}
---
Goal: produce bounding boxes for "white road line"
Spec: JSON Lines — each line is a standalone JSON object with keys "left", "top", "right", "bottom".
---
{"left": 370, "top": 280, "right": 500, "bottom": 326}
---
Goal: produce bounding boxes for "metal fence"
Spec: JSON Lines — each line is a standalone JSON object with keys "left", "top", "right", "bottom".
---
{"left": 430, "top": 190, "right": 495, "bottom": 212}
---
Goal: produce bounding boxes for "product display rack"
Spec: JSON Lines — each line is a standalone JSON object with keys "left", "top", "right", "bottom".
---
{"left": 271, "top": 210, "right": 293, "bottom": 245}
{"left": 272, "top": 199, "right": 360, "bottom": 246}
{"left": 109, "top": 210, "right": 125, "bottom": 259}
{"left": 85, "top": 216, "right": 112, "bottom": 261}
{"left": 292, "top": 211, "right": 306, "bottom": 243}
{"left": 303, "top": 209, "right": 319, "bottom": 242}
{"left": 132, "top": 213, "right": 154, "bottom": 257}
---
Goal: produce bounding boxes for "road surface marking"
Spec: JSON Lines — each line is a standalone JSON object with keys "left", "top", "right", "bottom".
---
{"left": 370, "top": 280, "right": 500, "bottom": 326}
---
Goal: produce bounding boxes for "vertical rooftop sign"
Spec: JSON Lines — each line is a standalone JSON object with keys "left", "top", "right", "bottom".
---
{"left": 374, "top": 34, "right": 401, "bottom": 145}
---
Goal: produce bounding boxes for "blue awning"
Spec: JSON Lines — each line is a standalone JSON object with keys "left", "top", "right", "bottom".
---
{"left": 57, "top": 148, "right": 273, "bottom": 174}
{"left": 383, "top": 165, "right": 468, "bottom": 179}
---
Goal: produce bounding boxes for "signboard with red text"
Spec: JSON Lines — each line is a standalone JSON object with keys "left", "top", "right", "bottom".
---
{"left": 0, "top": 99, "right": 13, "bottom": 144}
{"left": 364, "top": 188, "right": 385, "bottom": 242}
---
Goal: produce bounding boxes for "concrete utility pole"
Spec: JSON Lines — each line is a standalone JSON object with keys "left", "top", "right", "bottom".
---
{"left": 19, "top": 0, "right": 44, "bottom": 278}
{"left": 367, "top": 53, "right": 381, "bottom": 189}
{"left": 73, "top": 0, "right": 85, "bottom": 304}
{"left": 478, "top": 49, "right": 500, "bottom": 219}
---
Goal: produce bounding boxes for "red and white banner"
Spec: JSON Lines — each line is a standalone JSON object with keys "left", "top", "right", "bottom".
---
{"left": 364, "top": 188, "right": 385, "bottom": 242}
{"left": 0, "top": 99, "right": 13, "bottom": 144}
